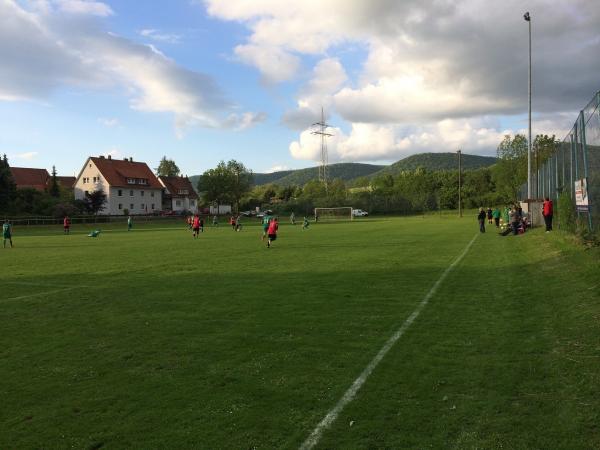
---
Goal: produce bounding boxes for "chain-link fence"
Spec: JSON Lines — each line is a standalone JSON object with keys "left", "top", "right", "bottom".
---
{"left": 525, "top": 90, "right": 599, "bottom": 232}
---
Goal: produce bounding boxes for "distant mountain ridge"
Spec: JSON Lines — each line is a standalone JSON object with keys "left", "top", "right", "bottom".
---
{"left": 189, "top": 152, "right": 497, "bottom": 189}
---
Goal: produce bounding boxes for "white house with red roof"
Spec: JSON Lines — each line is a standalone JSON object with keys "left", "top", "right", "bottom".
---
{"left": 74, "top": 155, "right": 163, "bottom": 215}
{"left": 158, "top": 175, "right": 199, "bottom": 213}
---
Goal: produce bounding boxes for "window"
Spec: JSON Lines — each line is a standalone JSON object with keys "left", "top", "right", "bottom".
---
{"left": 130, "top": 203, "right": 134, "bottom": 210}
{"left": 84, "top": 190, "right": 89, "bottom": 196}
{"left": 151, "top": 204, "right": 155, "bottom": 210}
{"left": 138, "top": 179, "right": 148, "bottom": 185}
{"left": 83, "top": 177, "right": 88, "bottom": 183}
{"left": 190, "top": 200, "right": 195, "bottom": 207}
{"left": 141, "top": 191, "right": 145, "bottom": 197}
{"left": 118, "top": 190, "right": 123, "bottom": 196}
{"left": 118, "top": 203, "right": 123, "bottom": 210}
{"left": 175, "top": 200, "right": 182, "bottom": 207}
{"left": 141, "top": 203, "right": 146, "bottom": 210}
{"left": 93, "top": 177, "right": 97, "bottom": 183}
{"left": 127, "top": 178, "right": 135, "bottom": 184}
{"left": 177, "top": 189, "right": 189, "bottom": 195}
{"left": 151, "top": 192, "right": 155, "bottom": 197}
{"left": 129, "top": 190, "right": 134, "bottom": 197}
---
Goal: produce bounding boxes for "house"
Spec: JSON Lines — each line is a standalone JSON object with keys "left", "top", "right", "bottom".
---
{"left": 57, "top": 176, "right": 76, "bottom": 192}
{"left": 158, "top": 175, "right": 199, "bottom": 213}
{"left": 74, "top": 155, "right": 163, "bottom": 215}
{"left": 10, "top": 167, "right": 50, "bottom": 191}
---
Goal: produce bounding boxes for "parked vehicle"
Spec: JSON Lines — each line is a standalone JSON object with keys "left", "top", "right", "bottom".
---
{"left": 352, "top": 209, "right": 369, "bottom": 217}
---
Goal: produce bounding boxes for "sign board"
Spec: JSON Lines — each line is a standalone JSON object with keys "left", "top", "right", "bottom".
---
{"left": 575, "top": 178, "right": 589, "bottom": 211}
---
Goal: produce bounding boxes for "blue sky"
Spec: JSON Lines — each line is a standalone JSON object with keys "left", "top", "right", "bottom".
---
{"left": 1, "top": 0, "right": 598, "bottom": 177}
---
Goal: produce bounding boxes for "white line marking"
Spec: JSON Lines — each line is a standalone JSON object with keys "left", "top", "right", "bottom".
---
{"left": 0, "top": 287, "right": 79, "bottom": 303}
{"left": 300, "top": 233, "right": 479, "bottom": 450}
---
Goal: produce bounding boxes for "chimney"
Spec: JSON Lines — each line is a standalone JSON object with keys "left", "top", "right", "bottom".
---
{"left": 124, "top": 157, "right": 128, "bottom": 161}
{"left": 129, "top": 157, "right": 133, "bottom": 162}
{"left": 99, "top": 155, "right": 105, "bottom": 159}
{"left": 108, "top": 154, "right": 112, "bottom": 160}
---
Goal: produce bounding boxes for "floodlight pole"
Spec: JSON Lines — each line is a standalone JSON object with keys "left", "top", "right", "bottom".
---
{"left": 457, "top": 149, "right": 462, "bottom": 217}
{"left": 524, "top": 11, "right": 532, "bottom": 200}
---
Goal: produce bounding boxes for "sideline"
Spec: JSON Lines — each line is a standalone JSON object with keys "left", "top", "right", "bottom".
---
{"left": 0, "top": 286, "right": 80, "bottom": 304}
{"left": 299, "top": 233, "right": 479, "bottom": 450}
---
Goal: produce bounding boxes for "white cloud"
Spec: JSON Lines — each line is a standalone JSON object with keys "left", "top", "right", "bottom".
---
{"left": 290, "top": 119, "right": 523, "bottom": 163}
{"left": 15, "top": 151, "right": 39, "bottom": 160}
{"left": 283, "top": 57, "right": 347, "bottom": 129}
{"left": 54, "top": 0, "right": 113, "bottom": 16}
{"left": 103, "top": 148, "right": 122, "bottom": 158}
{"left": 0, "top": 1, "right": 262, "bottom": 136}
{"left": 139, "top": 29, "right": 181, "bottom": 44}
{"left": 265, "top": 164, "right": 290, "bottom": 173}
{"left": 234, "top": 44, "right": 300, "bottom": 83}
{"left": 98, "top": 117, "right": 118, "bottom": 127}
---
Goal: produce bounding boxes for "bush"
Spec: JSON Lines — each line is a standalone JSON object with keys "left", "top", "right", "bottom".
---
{"left": 557, "top": 191, "right": 576, "bottom": 232}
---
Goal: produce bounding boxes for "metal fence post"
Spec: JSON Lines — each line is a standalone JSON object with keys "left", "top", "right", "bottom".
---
{"left": 579, "top": 110, "right": 593, "bottom": 231}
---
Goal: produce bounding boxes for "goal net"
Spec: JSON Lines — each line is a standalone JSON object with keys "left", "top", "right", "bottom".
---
{"left": 314, "top": 207, "right": 353, "bottom": 221}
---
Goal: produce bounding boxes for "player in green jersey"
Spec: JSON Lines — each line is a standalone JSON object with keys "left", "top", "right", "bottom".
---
{"left": 3, "top": 220, "right": 13, "bottom": 248}
{"left": 261, "top": 214, "right": 271, "bottom": 240}
{"left": 302, "top": 216, "right": 310, "bottom": 230}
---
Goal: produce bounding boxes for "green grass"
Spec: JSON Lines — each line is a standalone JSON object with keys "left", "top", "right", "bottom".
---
{"left": 0, "top": 217, "right": 598, "bottom": 449}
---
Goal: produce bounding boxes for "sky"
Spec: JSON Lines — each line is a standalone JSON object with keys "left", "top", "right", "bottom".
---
{"left": 1, "top": 0, "right": 599, "bottom": 177}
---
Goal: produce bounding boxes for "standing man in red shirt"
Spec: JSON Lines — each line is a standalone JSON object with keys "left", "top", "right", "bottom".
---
{"left": 63, "top": 216, "right": 71, "bottom": 234}
{"left": 266, "top": 217, "right": 279, "bottom": 248}
{"left": 542, "top": 196, "right": 553, "bottom": 232}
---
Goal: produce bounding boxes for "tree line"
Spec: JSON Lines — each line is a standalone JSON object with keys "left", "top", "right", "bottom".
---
{"left": 198, "top": 134, "right": 558, "bottom": 216}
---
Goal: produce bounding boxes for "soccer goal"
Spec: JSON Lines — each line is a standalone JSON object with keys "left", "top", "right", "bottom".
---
{"left": 314, "top": 207, "right": 353, "bottom": 221}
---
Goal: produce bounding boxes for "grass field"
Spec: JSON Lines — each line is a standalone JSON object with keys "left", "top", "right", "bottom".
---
{"left": 1, "top": 216, "right": 599, "bottom": 449}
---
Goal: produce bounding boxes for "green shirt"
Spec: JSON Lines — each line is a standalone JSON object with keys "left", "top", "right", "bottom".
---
{"left": 262, "top": 216, "right": 271, "bottom": 225}
{"left": 2, "top": 223, "right": 11, "bottom": 236}
{"left": 492, "top": 209, "right": 501, "bottom": 219}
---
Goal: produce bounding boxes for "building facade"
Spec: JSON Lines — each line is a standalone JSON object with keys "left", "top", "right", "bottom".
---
{"left": 158, "top": 176, "right": 199, "bottom": 213}
{"left": 74, "top": 156, "right": 163, "bottom": 215}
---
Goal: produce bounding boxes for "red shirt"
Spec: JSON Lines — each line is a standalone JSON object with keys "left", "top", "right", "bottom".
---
{"left": 267, "top": 220, "right": 278, "bottom": 234}
{"left": 193, "top": 217, "right": 200, "bottom": 228}
{"left": 543, "top": 200, "right": 553, "bottom": 216}
{"left": 64, "top": 218, "right": 70, "bottom": 227}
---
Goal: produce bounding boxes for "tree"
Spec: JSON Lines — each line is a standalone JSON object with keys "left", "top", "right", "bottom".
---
{"left": 156, "top": 156, "right": 180, "bottom": 177}
{"left": 85, "top": 189, "right": 107, "bottom": 214}
{"left": 492, "top": 134, "right": 528, "bottom": 201}
{"left": 226, "top": 160, "right": 252, "bottom": 213}
{"left": 533, "top": 134, "right": 557, "bottom": 173}
{"left": 49, "top": 165, "right": 60, "bottom": 197}
{"left": 197, "top": 162, "right": 232, "bottom": 214}
{"left": 0, "top": 154, "right": 16, "bottom": 212}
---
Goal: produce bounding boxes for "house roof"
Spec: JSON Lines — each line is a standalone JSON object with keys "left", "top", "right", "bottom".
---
{"left": 57, "top": 176, "right": 76, "bottom": 189}
{"left": 158, "top": 175, "right": 199, "bottom": 199}
{"left": 10, "top": 167, "right": 50, "bottom": 191}
{"left": 89, "top": 157, "right": 162, "bottom": 189}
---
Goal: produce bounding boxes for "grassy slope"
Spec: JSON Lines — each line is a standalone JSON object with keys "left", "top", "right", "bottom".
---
{"left": 372, "top": 152, "right": 497, "bottom": 178}
{"left": 0, "top": 218, "right": 598, "bottom": 449}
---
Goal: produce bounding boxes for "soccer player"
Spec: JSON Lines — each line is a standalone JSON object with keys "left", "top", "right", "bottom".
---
{"left": 302, "top": 216, "right": 310, "bottom": 230}
{"left": 290, "top": 212, "right": 296, "bottom": 225}
{"left": 261, "top": 213, "right": 271, "bottom": 240}
{"left": 212, "top": 215, "right": 218, "bottom": 227}
{"left": 477, "top": 207, "right": 486, "bottom": 233}
{"left": 486, "top": 207, "right": 493, "bottom": 225}
{"left": 266, "top": 217, "right": 279, "bottom": 248}
{"left": 63, "top": 216, "right": 71, "bottom": 234}
{"left": 199, "top": 217, "right": 205, "bottom": 233}
{"left": 230, "top": 215, "right": 236, "bottom": 230}
{"left": 492, "top": 207, "right": 501, "bottom": 228}
{"left": 127, "top": 215, "right": 132, "bottom": 231}
{"left": 235, "top": 215, "right": 242, "bottom": 232}
{"left": 3, "top": 220, "right": 13, "bottom": 248}
{"left": 192, "top": 214, "right": 200, "bottom": 238}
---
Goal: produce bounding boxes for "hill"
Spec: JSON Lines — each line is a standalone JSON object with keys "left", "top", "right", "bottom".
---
{"left": 267, "top": 163, "right": 384, "bottom": 186}
{"left": 189, "top": 153, "right": 496, "bottom": 189}
{"left": 372, "top": 152, "right": 496, "bottom": 178}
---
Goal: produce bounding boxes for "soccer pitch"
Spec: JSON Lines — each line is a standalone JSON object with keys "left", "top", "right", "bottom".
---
{"left": 1, "top": 217, "right": 599, "bottom": 449}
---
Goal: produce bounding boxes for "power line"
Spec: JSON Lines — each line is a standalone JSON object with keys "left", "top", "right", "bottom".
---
{"left": 311, "top": 107, "right": 333, "bottom": 192}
